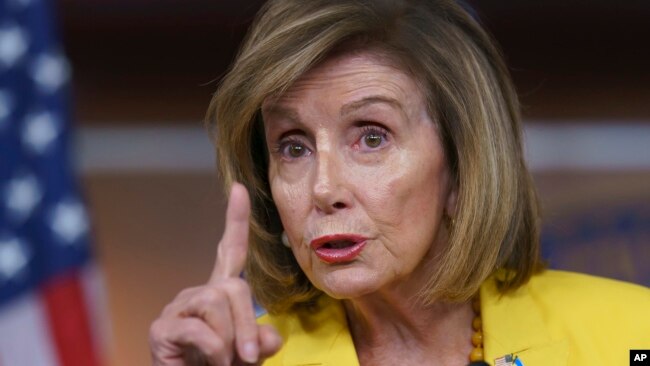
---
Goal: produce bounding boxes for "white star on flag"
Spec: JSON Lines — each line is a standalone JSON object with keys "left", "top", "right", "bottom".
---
{"left": 49, "top": 199, "right": 89, "bottom": 245}
{"left": 22, "top": 111, "right": 59, "bottom": 153}
{"left": 0, "top": 24, "right": 29, "bottom": 68}
{"left": 0, "top": 237, "right": 31, "bottom": 282}
{"left": 30, "top": 53, "right": 70, "bottom": 93}
{"left": 5, "top": 173, "right": 42, "bottom": 221}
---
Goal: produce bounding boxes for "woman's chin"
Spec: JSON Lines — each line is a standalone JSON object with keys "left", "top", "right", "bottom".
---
{"left": 310, "top": 264, "right": 385, "bottom": 299}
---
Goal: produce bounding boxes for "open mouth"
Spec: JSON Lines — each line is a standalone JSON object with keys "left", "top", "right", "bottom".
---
{"left": 310, "top": 234, "right": 368, "bottom": 264}
{"left": 322, "top": 240, "right": 357, "bottom": 249}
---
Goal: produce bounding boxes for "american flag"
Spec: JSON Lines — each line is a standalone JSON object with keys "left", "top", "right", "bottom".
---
{"left": 0, "top": 0, "right": 105, "bottom": 365}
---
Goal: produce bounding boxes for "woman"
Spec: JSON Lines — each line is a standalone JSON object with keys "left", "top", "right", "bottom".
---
{"left": 149, "top": 0, "right": 650, "bottom": 365}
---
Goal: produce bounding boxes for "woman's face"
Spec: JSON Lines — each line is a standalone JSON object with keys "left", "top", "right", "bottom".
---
{"left": 262, "top": 51, "right": 456, "bottom": 299}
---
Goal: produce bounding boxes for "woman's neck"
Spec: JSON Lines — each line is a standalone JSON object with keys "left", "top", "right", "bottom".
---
{"left": 342, "top": 288, "right": 475, "bottom": 366}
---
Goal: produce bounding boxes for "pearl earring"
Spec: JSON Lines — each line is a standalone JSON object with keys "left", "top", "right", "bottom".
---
{"left": 281, "top": 231, "right": 291, "bottom": 247}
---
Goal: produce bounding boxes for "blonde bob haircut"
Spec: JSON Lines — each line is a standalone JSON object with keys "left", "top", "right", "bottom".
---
{"left": 207, "top": 0, "right": 542, "bottom": 314}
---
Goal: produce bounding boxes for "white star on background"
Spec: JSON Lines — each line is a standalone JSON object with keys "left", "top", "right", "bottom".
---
{"left": 0, "top": 237, "right": 31, "bottom": 282}
{"left": 0, "top": 24, "right": 29, "bottom": 68}
{"left": 49, "top": 199, "right": 89, "bottom": 245}
{"left": 22, "top": 111, "right": 59, "bottom": 153}
{"left": 0, "top": 89, "right": 13, "bottom": 129}
{"left": 30, "top": 53, "right": 70, "bottom": 93}
{"left": 5, "top": 174, "right": 42, "bottom": 221}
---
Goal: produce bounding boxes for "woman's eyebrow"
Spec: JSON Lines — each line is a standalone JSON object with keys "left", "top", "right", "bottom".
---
{"left": 263, "top": 104, "right": 301, "bottom": 122}
{"left": 262, "top": 104, "right": 314, "bottom": 137}
{"left": 339, "top": 95, "right": 404, "bottom": 117}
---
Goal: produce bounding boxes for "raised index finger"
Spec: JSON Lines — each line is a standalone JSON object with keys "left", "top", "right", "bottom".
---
{"left": 210, "top": 182, "right": 251, "bottom": 282}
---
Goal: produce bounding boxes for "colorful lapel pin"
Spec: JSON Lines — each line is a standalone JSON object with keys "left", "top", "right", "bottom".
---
{"left": 495, "top": 354, "right": 524, "bottom": 366}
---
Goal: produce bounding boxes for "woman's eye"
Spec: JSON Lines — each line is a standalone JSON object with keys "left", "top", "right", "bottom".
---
{"left": 358, "top": 126, "right": 389, "bottom": 150}
{"left": 364, "top": 133, "right": 383, "bottom": 148}
{"left": 287, "top": 144, "right": 305, "bottom": 157}
{"left": 279, "top": 140, "right": 311, "bottom": 159}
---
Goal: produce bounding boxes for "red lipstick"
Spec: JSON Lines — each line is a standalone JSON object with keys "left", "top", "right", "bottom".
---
{"left": 310, "top": 234, "right": 368, "bottom": 264}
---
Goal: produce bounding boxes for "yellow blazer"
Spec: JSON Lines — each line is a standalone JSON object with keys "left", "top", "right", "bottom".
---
{"left": 258, "top": 270, "right": 650, "bottom": 365}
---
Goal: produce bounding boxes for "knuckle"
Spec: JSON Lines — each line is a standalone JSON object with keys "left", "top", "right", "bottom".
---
{"left": 192, "top": 286, "right": 226, "bottom": 308}
{"left": 208, "top": 337, "right": 226, "bottom": 356}
{"left": 148, "top": 318, "right": 166, "bottom": 341}
{"left": 177, "top": 286, "right": 199, "bottom": 299}
{"left": 160, "top": 303, "right": 177, "bottom": 317}
{"left": 202, "top": 338, "right": 230, "bottom": 366}
{"left": 159, "top": 286, "right": 200, "bottom": 317}
{"left": 182, "top": 318, "right": 203, "bottom": 335}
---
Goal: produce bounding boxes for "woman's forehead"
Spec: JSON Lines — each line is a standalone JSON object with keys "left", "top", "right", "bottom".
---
{"left": 262, "top": 51, "right": 423, "bottom": 113}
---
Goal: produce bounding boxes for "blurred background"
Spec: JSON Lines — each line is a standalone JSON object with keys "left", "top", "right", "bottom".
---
{"left": 2, "top": 0, "right": 649, "bottom": 365}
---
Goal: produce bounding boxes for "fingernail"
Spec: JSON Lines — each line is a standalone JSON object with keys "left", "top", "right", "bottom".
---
{"left": 241, "top": 341, "right": 259, "bottom": 363}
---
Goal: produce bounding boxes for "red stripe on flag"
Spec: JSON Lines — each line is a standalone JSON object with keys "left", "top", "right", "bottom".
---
{"left": 41, "top": 271, "right": 100, "bottom": 366}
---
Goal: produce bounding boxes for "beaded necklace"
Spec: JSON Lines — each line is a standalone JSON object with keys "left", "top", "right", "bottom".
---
{"left": 467, "top": 295, "right": 489, "bottom": 366}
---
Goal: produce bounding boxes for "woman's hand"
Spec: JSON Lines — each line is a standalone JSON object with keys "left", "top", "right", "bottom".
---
{"left": 149, "top": 183, "right": 283, "bottom": 365}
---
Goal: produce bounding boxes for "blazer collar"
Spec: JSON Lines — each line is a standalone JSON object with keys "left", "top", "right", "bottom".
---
{"left": 481, "top": 272, "right": 569, "bottom": 366}
{"left": 282, "top": 296, "right": 360, "bottom": 366}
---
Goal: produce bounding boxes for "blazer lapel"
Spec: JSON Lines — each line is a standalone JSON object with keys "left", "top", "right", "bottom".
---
{"left": 481, "top": 274, "right": 569, "bottom": 366}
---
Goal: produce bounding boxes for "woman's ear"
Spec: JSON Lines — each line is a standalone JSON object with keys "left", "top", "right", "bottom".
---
{"left": 444, "top": 183, "right": 458, "bottom": 218}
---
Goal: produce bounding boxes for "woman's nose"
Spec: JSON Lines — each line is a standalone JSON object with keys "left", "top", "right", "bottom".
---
{"left": 311, "top": 150, "right": 351, "bottom": 213}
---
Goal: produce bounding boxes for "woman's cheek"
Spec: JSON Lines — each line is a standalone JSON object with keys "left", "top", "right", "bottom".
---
{"left": 271, "top": 175, "right": 310, "bottom": 236}
{"left": 353, "top": 151, "right": 408, "bottom": 196}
